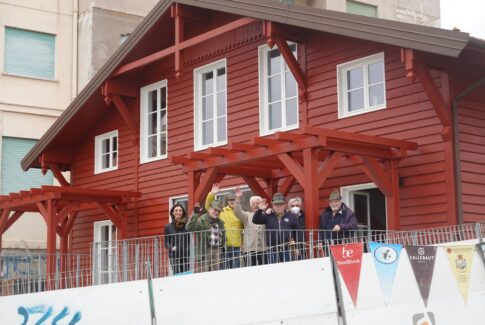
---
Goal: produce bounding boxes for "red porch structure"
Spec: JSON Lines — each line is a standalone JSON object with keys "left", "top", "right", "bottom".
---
{"left": 170, "top": 126, "right": 417, "bottom": 229}
{"left": 0, "top": 186, "right": 140, "bottom": 286}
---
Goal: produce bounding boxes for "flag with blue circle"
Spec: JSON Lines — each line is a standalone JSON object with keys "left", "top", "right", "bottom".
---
{"left": 369, "top": 242, "right": 403, "bottom": 304}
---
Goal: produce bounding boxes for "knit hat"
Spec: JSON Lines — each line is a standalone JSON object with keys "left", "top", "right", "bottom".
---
{"left": 329, "top": 190, "right": 342, "bottom": 201}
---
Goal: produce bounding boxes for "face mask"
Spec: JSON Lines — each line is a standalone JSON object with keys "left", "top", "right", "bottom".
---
{"left": 290, "top": 206, "right": 300, "bottom": 215}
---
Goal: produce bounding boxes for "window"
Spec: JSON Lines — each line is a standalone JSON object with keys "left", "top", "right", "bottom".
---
{"left": 1, "top": 137, "right": 53, "bottom": 194}
{"left": 259, "top": 43, "right": 298, "bottom": 135}
{"left": 93, "top": 221, "right": 117, "bottom": 285}
{"left": 337, "top": 52, "right": 386, "bottom": 118}
{"left": 94, "top": 131, "right": 118, "bottom": 174}
{"left": 169, "top": 195, "right": 189, "bottom": 221}
{"left": 194, "top": 59, "right": 227, "bottom": 151}
{"left": 140, "top": 80, "right": 168, "bottom": 163}
{"left": 346, "top": 1, "right": 378, "bottom": 17}
{"left": 4, "top": 27, "right": 55, "bottom": 80}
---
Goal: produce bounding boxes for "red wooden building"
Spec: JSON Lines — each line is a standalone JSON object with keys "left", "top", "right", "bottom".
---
{"left": 1, "top": 0, "right": 485, "bottom": 275}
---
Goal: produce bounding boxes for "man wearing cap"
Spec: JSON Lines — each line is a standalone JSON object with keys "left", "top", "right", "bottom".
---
{"left": 186, "top": 200, "right": 225, "bottom": 272}
{"left": 205, "top": 183, "right": 243, "bottom": 269}
{"left": 318, "top": 189, "right": 358, "bottom": 246}
{"left": 253, "top": 193, "right": 300, "bottom": 264}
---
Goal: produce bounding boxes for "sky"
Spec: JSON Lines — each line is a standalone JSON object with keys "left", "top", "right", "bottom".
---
{"left": 441, "top": 0, "right": 485, "bottom": 39}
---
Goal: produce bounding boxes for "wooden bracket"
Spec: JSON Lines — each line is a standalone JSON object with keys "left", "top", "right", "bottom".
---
{"left": 279, "top": 176, "right": 296, "bottom": 196}
{"left": 358, "top": 156, "right": 393, "bottom": 197}
{"left": 317, "top": 151, "right": 343, "bottom": 187}
{"left": 277, "top": 153, "right": 305, "bottom": 187}
{"left": 193, "top": 167, "right": 220, "bottom": 205}
{"left": 242, "top": 176, "right": 271, "bottom": 201}
{"left": 48, "top": 163, "right": 70, "bottom": 187}
{"left": 401, "top": 48, "right": 451, "bottom": 130}
{"left": 111, "top": 95, "right": 139, "bottom": 142}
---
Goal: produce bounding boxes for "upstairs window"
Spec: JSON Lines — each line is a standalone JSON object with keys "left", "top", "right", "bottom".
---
{"left": 4, "top": 27, "right": 55, "bottom": 80}
{"left": 94, "top": 131, "right": 118, "bottom": 174}
{"left": 259, "top": 43, "right": 298, "bottom": 135}
{"left": 140, "top": 80, "right": 168, "bottom": 163}
{"left": 337, "top": 52, "right": 386, "bottom": 118}
{"left": 346, "top": 1, "right": 378, "bottom": 17}
{"left": 194, "top": 59, "right": 227, "bottom": 151}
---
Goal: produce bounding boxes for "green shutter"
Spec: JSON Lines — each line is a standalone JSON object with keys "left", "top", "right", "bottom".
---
{"left": 346, "top": 1, "right": 378, "bottom": 17}
{"left": 1, "top": 137, "right": 53, "bottom": 195}
{"left": 4, "top": 27, "right": 55, "bottom": 80}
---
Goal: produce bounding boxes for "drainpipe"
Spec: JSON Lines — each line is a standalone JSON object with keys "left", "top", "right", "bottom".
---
{"left": 452, "top": 76, "right": 485, "bottom": 224}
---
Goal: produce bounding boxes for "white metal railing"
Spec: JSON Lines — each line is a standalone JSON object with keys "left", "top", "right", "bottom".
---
{"left": 1, "top": 221, "right": 483, "bottom": 296}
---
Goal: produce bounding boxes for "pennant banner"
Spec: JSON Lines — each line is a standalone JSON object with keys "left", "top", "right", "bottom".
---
{"left": 476, "top": 242, "right": 485, "bottom": 270}
{"left": 330, "top": 243, "right": 363, "bottom": 306}
{"left": 445, "top": 245, "right": 474, "bottom": 304}
{"left": 369, "top": 242, "right": 402, "bottom": 303}
{"left": 406, "top": 245, "right": 437, "bottom": 307}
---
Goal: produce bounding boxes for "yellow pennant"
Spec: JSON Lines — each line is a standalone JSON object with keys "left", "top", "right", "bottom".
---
{"left": 445, "top": 245, "right": 475, "bottom": 304}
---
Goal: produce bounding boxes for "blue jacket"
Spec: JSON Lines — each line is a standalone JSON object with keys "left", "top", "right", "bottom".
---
{"left": 252, "top": 209, "right": 300, "bottom": 247}
{"left": 318, "top": 203, "right": 358, "bottom": 242}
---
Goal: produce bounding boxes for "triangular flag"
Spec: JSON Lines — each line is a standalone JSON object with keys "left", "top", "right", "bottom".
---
{"left": 445, "top": 245, "right": 474, "bottom": 304}
{"left": 330, "top": 243, "right": 363, "bottom": 306}
{"left": 406, "top": 245, "right": 437, "bottom": 307}
{"left": 369, "top": 242, "right": 402, "bottom": 304}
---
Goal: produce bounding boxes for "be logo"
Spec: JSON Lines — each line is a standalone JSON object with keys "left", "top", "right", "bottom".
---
{"left": 342, "top": 247, "right": 354, "bottom": 258}
{"left": 412, "top": 312, "right": 435, "bottom": 325}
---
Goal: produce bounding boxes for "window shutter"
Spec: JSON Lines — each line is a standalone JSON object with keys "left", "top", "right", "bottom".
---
{"left": 1, "top": 137, "right": 53, "bottom": 195}
{"left": 4, "top": 27, "right": 55, "bottom": 80}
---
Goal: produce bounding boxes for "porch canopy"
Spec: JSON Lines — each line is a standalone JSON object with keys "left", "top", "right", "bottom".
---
{"left": 170, "top": 126, "right": 417, "bottom": 230}
{"left": 0, "top": 185, "right": 140, "bottom": 277}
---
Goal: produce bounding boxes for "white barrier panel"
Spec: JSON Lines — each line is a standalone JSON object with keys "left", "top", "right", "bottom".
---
{"left": 0, "top": 280, "right": 151, "bottom": 324}
{"left": 152, "top": 258, "right": 339, "bottom": 325}
{"left": 341, "top": 247, "right": 485, "bottom": 324}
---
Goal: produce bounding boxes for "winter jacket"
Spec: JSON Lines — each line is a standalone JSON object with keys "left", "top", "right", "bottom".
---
{"left": 205, "top": 192, "right": 243, "bottom": 248}
{"left": 318, "top": 203, "right": 358, "bottom": 241}
{"left": 234, "top": 200, "right": 266, "bottom": 253}
{"left": 164, "top": 222, "right": 191, "bottom": 259}
{"left": 252, "top": 209, "right": 300, "bottom": 247}
{"left": 186, "top": 212, "right": 225, "bottom": 259}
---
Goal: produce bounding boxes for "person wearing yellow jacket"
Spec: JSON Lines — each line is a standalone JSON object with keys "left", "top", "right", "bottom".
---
{"left": 206, "top": 183, "right": 243, "bottom": 269}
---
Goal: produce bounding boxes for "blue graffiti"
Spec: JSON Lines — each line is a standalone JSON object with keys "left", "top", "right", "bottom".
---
{"left": 17, "top": 305, "right": 81, "bottom": 325}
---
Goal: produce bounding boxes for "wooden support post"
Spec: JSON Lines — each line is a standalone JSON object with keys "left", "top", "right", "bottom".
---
{"left": 188, "top": 171, "right": 196, "bottom": 214}
{"left": 48, "top": 163, "right": 70, "bottom": 187}
{"left": 194, "top": 168, "right": 219, "bottom": 206}
{"left": 45, "top": 200, "right": 57, "bottom": 289}
{"left": 172, "top": 3, "right": 184, "bottom": 79}
{"left": 386, "top": 159, "right": 401, "bottom": 230}
{"left": 303, "top": 148, "right": 319, "bottom": 229}
{"left": 0, "top": 209, "right": 10, "bottom": 254}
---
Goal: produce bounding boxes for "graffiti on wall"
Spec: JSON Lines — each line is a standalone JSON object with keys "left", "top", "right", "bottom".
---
{"left": 17, "top": 305, "right": 81, "bottom": 325}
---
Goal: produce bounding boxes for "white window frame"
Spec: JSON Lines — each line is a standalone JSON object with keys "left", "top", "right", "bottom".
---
{"left": 94, "top": 130, "right": 118, "bottom": 174}
{"left": 92, "top": 220, "right": 118, "bottom": 284}
{"left": 140, "top": 79, "right": 168, "bottom": 163}
{"left": 337, "top": 52, "right": 386, "bottom": 119}
{"left": 193, "top": 58, "right": 228, "bottom": 151}
{"left": 258, "top": 42, "right": 299, "bottom": 136}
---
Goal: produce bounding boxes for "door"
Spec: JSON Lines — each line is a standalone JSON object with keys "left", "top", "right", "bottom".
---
{"left": 93, "top": 220, "right": 117, "bottom": 284}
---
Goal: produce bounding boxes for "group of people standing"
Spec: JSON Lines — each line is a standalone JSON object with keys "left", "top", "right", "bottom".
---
{"left": 164, "top": 184, "right": 358, "bottom": 274}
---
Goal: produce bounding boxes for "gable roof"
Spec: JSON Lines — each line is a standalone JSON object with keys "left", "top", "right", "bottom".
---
{"left": 22, "top": 0, "right": 479, "bottom": 171}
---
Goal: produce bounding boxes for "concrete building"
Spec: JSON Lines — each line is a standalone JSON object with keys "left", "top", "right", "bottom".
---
{"left": 0, "top": 0, "right": 77, "bottom": 254}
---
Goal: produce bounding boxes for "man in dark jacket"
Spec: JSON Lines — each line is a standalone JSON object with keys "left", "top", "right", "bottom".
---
{"left": 318, "top": 190, "right": 358, "bottom": 247}
{"left": 253, "top": 193, "right": 300, "bottom": 264}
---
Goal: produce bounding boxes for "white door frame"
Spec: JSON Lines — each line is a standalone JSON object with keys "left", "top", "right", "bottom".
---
{"left": 93, "top": 220, "right": 118, "bottom": 284}
{"left": 341, "top": 183, "right": 388, "bottom": 230}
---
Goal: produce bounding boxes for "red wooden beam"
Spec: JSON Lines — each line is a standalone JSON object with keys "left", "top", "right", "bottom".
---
{"left": 101, "top": 80, "right": 138, "bottom": 98}
{"left": 387, "top": 159, "right": 401, "bottom": 230}
{"left": 111, "top": 95, "right": 139, "bottom": 140}
{"left": 96, "top": 203, "right": 122, "bottom": 229}
{"left": 48, "top": 163, "right": 70, "bottom": 187}
{"left": 274, "top": 36, "right": 306, "bottom": 94}
{"left": 172, "top": 3, "right": 185, "bottom": 79}
{"left": 317, "top": 151, "right": 344, "bottom": 187}
{"left": 303, "top": 148, "right": 319, "bottom": 229}
{"left": 193, "top": 167, "right": 219, "bottom": 205}
{"left": 360, "top": 156, "right": 393, "bottom": 197}
{"left": 5, "top": 211, "right": 24, "bottom": 232}
{"left": 242, "top": 176, "right": 271, "bottom": 201}
{"left": 112, "top": 17, "right": 256, "bottom": 77}
{"left": 279, "top": 176, "right": 296, "bottom": 196}
{"left": 252, "top": 137, "right": 285, "bottom": 147}
{"left": 277, "top": 153, "right": 305, "bottom": 187}
{"left": 207, "top": 147, "right": 238, "bottom": 156}
{"left": 0, "top": 209, "right": 9, "bottom": 234}
{"left": 46, "top": 199, "right": 57, "bottom": 287}
{"left": 62, "top": 212, "right": 79, "bottom": 237}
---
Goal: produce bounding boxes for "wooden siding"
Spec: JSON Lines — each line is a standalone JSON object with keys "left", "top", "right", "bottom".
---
{"left": 457, "top": 86, "right": 485, "bottom": 223}
{"left": 69, "top": 24, "right": 459, "bottom": 253}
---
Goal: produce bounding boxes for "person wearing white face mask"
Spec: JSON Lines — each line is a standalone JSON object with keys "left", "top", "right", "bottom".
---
{"left": 288, "top": 197, "right": 306, "bottom": 260}
{"left": 318, "top": 189, "right": 358, "bottom": 249}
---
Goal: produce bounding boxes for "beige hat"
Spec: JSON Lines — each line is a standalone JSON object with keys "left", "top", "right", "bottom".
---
{"left": 329, "top": 190, "right": 342, "bottom": 201}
